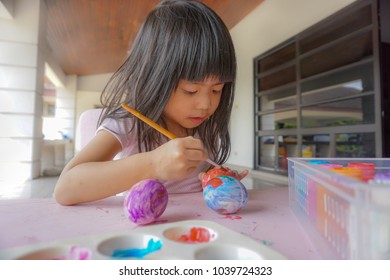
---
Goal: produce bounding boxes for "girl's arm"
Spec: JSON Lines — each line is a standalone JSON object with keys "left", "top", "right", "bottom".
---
{"left": 54, "top": 131, "right": 206, "bottom": 205}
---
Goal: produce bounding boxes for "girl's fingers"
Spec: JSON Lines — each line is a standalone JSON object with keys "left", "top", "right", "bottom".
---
{"left": 237, "top": 169, "right": 249, "bottom": 180}
{"left": 198, "top": 172, "right": 205, "bottom": 181}
{"left": 198, "top": 168, "right": 249, "bottom": 182}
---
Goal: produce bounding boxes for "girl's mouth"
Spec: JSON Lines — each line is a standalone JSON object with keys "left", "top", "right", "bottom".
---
{"left": 189, "top": 116, "right": 206, "bottom": 124}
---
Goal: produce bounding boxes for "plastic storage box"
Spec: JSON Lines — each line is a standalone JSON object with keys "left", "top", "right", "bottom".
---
{"left": 288, "top": 158, "right": 390, "bottom": 259}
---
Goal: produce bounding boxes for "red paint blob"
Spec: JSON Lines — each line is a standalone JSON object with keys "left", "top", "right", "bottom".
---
{"left": 178, "top": 227, "right": 211, "bottom": 243}
{"left": 207, "top": 177, "right": 223, "bottom": 189}
{"left": 201, "top": 167, "right": 238, "bottom": 188}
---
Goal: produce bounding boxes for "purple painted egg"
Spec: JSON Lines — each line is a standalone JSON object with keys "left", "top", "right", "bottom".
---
{"left": 123, "top": 179, "right": 168, "bottom": 225}
{"left": 203, "top": 175, "right": 248, "bottom": 214}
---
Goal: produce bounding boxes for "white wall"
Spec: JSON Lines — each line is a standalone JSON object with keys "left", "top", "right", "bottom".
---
{"left": 77, "top": 73, "right": 112, "bottom": 92}
{"left": 228, "top": 0, "right": 358, "bottom": 169}
{"left": 76, "top": 91, "right": 101, "bottom": 121}
{"left": 75, "top": 73, "right": 112, "bottom": 126}
{"left": 0, "top": 0, "right": 46, "bottom": 180}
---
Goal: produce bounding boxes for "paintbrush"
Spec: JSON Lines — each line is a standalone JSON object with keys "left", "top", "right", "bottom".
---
{"left": 121, "top": 103, "right": 223, "bottom": 169}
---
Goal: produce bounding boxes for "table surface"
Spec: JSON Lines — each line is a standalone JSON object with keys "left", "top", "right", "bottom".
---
{"left": 0, "top": 187, "right": 321, "bottom": 259}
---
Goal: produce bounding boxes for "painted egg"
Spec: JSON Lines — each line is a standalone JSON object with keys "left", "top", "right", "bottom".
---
{"left": 203, "top": 175, "right": 248, "bottom": 214}
{"left": 123, "top": 179, "right": 168, "bottom": 225}
{"left": 201, "top": 167, "right": 239, "bottom": 188}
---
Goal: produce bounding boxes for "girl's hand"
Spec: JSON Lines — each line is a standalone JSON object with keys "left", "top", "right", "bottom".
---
{"left": 236, "top": 169, "right": 249, "bottom": 180}
{"left": 150, "top": 136, "right": 207, "bottom": 181}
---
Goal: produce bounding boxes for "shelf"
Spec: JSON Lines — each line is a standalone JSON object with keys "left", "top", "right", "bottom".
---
{"left": 253, "top": 0, "right": 380, "bottom": 173}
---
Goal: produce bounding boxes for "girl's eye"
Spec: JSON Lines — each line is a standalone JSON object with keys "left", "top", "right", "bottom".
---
{"left": 183, "top": 89, "right": 197, "bottom": 95}
{"left": 212, "top": 89, "right": 222, "bottom": 94}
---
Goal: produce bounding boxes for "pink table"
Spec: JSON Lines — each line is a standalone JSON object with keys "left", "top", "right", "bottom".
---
{"left": 0, "top": 188, "right": 320, "bottom": 259}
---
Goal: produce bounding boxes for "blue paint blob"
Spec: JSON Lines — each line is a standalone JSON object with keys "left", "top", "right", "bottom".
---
{"left": 111, "top": 238, "right": 162, "bottom": 258}
{"left": 307, "top": 160, "right": 330, "bottom": 165}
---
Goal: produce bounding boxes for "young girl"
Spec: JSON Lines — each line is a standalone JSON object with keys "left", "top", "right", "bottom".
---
{"left": 54, "top": 0, "right": 247, "bottom": 205}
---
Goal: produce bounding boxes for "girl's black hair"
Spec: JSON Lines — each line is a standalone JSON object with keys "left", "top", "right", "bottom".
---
{"left": 99, "top": 0, "right": 236, "bottom": 165}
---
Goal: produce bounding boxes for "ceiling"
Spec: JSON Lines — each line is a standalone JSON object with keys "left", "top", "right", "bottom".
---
{"left": 45, "top": 0, "right": 264, "bottom": 76}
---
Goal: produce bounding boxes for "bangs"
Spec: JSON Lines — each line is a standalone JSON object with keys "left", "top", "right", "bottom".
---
{"left": 179, "top": 26, "right": 236, "bottom": 83}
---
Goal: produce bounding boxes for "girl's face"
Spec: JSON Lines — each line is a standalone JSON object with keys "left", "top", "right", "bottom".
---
{"left": 162, "top": 76, "right": 224, "bottom": 137}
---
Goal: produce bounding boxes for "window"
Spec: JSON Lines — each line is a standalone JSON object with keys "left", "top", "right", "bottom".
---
{"left": 254, "top": 0, "right": 381, "bottom": 174}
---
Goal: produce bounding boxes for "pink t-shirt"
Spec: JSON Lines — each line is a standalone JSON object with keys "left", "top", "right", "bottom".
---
{"left": 97, "top": 117, "right": 206, "bottom": 193}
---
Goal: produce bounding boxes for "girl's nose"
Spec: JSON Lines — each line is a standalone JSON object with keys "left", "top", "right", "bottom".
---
{"left": 196, "top": 91, "right": 211, "bottom": 110}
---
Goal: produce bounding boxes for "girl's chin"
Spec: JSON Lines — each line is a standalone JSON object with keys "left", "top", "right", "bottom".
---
{"left": 186, "top": 123, "right": 203, "bottom": 129}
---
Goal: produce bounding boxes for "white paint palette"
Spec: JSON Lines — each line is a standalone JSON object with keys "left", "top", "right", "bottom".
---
{"left": 0, "top": 220, "right": 285, "bottom": 260}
